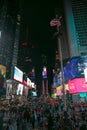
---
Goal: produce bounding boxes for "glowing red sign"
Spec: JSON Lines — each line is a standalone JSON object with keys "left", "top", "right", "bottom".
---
{"left": 21, "top": 42, "right": 27, "bottom": 46}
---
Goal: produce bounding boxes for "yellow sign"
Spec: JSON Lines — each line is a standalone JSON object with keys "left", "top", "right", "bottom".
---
{"left": 56, "top": 84, "right": 69, "bottom": 91}
{"left": 0, "top": 65, "right": 6, "bottom": 77}
{"left": 56, "top": 86, "right": 62, "bottom": 91}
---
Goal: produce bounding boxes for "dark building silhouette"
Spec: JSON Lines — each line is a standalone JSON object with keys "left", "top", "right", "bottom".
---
{"left": 0, "top": 0, "right": 20, "bottom": 79}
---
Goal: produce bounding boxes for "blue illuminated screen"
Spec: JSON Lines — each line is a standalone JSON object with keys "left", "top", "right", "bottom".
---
{"left": 64, "top": 56, "right": 87, "bottom": 82}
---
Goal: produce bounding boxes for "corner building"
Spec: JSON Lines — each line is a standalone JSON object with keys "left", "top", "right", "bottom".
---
{"left": 64, "top": 0, "right": 87, "bottom": 57}
{"left": 0, "top": 0, "right": 20, "bottom": 79}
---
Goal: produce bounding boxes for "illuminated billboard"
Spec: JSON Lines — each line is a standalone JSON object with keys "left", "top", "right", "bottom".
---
{"left": 55, "top": 84, "right": 69, "bottom": 96}
{"left": 68, "top": 78, "right": 87, "bottom": 94}
{"left": 64, "top": 56, "right": 87, "bottom": 83}
{"left": 84, "top": 68, "right": 87, "bottom": 82}
{"left": 6, "top": 80, "right": 12, "bottom": 99}
{"left": 17, "top": 83, "right": 23, "bottom": 95}
{"left": 0, "top": 65, "right": 6, "bottom": 77}
{"left": 13, "top": 66, "right": 23, "bottom": 83}
{"left": 42, "top": 66, "right": 47, "bottom": 79}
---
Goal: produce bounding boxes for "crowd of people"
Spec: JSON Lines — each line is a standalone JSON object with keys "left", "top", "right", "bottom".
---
{"left": 0, "top": 96, "right": 87, "bottom": 130}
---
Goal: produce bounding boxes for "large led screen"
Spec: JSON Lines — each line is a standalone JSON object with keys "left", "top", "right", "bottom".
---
{"left": 53, "top": 72, "right": 62, "bottom": 87}
{"left": 68, "top": 78, "right": 87, "bottom": 94}
{"left": 42, "top": 66, "right": 47, "bottom": 79}
{"left": 64, "top": 56, "right": 87, "bottom": 83}
{"left": 76, "top": 57, "right": 87, "bottom": 77}
{"left": 64, "top": 57, "right": 79, "bottom": 82}
{"left": 13, "top": 66, "right": 23, "bottom": 83}
{"left": 6, "top": 81, "right": 12, "bottom": 99}
{"left": 17, "top": 83, "right": 23, "bottom": 95}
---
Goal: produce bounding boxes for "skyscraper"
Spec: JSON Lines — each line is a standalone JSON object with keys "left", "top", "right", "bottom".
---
{"left": 0, "top": 0, "right": 20, "bottom": 79}
{"left": 64, "top": 0, "right": 87, "bottom": 57}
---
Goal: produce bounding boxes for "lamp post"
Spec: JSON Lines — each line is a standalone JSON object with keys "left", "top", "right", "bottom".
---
{"left": 50, "top": 14, "right": 67, "bottom": 111}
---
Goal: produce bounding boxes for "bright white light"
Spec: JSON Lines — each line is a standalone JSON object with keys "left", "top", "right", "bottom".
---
{"left": 13, "top": 66, "right": 23, "bottom": 82}
{"left": 84, "top": 68, "right": 87, "bottom": 82}
{"left": 0, "top": 31, "right": 1, "bottom": 38}
{"left": 17, "top": 83, "right": 23, "bottom": 95}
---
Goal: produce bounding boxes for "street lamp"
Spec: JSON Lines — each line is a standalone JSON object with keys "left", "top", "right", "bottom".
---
{"left": 50, "top": 14, "right": 67, "bottom": 111}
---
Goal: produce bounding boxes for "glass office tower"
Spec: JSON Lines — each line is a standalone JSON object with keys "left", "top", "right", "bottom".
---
{"left": 64, "top": 0, "right": 87, "bottom": 57}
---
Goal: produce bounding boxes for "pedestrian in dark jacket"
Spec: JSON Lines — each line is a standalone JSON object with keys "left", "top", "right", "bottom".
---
{"left": 47, "top": 113, "right": 53, "bottom": 130}
{"left": 23, "top": 108, "right": 30, "bottom": 122}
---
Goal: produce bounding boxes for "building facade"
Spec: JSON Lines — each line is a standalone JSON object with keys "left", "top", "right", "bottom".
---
{"left": 64, "top": 0, "right": 87, "bottom": 57}
{"left": 0, "top": 0, "right": 20, "bottom": 79}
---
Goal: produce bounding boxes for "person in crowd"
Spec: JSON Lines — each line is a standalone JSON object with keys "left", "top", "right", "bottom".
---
{"left": 8, "top": 119, "right": 14, "bottom": 130}
{"left": 81, "top": 110, "right": 85, "bottom": 121}
{"left": 47, "top": 112, "right": 53, "bottom": 130}
{"left": 30, "top": 110, "right": 35, "bottom": 129}
{"left": 23, "top": 107, "right": 30, "bottom": 122}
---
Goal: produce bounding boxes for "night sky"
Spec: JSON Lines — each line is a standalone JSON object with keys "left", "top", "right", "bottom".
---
{"left": 19, "top": 0, "right": 64, "bottom": 80}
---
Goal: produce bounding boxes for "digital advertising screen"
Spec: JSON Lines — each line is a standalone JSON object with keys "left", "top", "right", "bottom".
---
{"left": 64, "top": 56, "right": 87, "bottom": 83}
{"left": 53, "top": 75, "right": 59, "bottom": 87}
{"left": 31, "top": 68, "right": 35, "bottom": 79}
{"left": 64, "top": 57, "right": 79, "bottom": 83}
{"left": 84, "top": 68, "right": 87, "bottom": 82}
{"left": 17, "top": 83, "right": 23, "bottom": 95}
{"left": 53, "top": 72, "right": 62, "bottom": 87}
{"left": 42, "top": 66, "right": 47, "bottom": 79}
{"left": 76, "top": 57, "right": 87, "bottom": 77}
{"left": 68, "top": 78, "right": 87, "bottom": 94}
{"left": 6, "top": 81, "right": 12, "bottom": 99}
{"left": 13, "top": 66, "right": 23, "bottom": 83}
